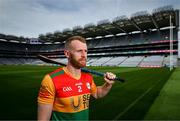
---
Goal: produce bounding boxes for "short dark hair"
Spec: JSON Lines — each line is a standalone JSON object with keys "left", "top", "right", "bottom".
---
{"left": 65, "top": 36, "right": 86, "bottom": 50}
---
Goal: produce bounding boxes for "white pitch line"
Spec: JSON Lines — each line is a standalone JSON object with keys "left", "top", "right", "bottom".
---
{"left": 113, "top": 78, "right": 162, "bottom": 121}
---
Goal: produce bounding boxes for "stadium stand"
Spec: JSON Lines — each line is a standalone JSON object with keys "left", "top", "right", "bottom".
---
{"left": 87, "top": 57, "right": 101, "bottom": 66}
{"left": 0, "top": 6, "right": 179, "bottom": 67}
{"left": 163, "top": 55, "right": 178, "bottom": 67}
{"left": 139, "top": 55, "right": 164, "bottom": 67}
{"left": 89, "top": 57, "right": 112, "bottom": 66}
{"left": 103, "top": 56, "right": 127, "bottom": 66}
{"left": 120, "top": 56, "right": 144, "bottom": 67}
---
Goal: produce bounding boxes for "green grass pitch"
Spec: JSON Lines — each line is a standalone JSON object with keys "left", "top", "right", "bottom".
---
{"left": 0, "top": 65, "right": 176, "bottom": 120}
{"left": 144, "top": 68, "right": 180, "bottom": 120}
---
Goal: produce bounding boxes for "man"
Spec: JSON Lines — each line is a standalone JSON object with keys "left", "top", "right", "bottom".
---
{"left": 37, "top": 36, "right": 116, "bottom": 121}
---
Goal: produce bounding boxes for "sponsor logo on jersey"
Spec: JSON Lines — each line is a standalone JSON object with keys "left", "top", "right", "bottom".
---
{"left": 63, "top": 87, "right": 72, "bottom": 92}
{"left": 70, "top": 96, "right": 81, "bottom": 111}
{"left": 70, "top": 94, "right": 90, "bottom": 111}
{"left": 82, "top": 94, "right": 90, "bottom": 108}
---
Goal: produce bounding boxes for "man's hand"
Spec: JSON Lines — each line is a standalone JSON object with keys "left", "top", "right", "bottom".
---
{"left": 104, "top": 72, "right": 116, "bottom": 84}
{"left": 92, "top": 72, "right": 116, "bottom": 99}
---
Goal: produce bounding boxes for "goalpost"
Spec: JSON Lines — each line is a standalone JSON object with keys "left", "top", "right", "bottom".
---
{"left": 169, "top": 15, "right": 173, "bottom": 71}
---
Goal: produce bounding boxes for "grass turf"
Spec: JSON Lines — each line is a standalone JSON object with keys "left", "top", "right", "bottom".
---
{"left": 89, "top": 67, "right": 173, "bottom": 120}
{"left": 0, "top": 65, "right": 59, "bottom": 120}
{"left": 144, "top": 68, "right": 180, "bottom": 120}
{"left": 0, "top": 65, "right": 173, "bottom": 120}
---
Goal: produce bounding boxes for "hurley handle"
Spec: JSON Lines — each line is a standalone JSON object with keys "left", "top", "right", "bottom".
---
{"left": 81, "top": 68, "right": 125, "bottom": 83}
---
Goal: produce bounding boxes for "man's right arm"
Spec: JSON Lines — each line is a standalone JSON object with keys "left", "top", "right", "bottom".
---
{"left": 37, "top": 74, "right": 55, "bottom": 121}
{"left": 91, "top": 72, "right": 116, "bottom": 99}
{"left": 38, "top": 103, "right": 53, "bottom": 121}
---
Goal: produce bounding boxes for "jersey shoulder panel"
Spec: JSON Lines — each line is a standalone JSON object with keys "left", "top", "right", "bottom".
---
{"left": 49, "top": 67, "right": 65, "bottom": 78}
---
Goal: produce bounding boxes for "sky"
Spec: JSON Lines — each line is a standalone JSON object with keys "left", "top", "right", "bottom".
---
{"left": 0, "top": 0, "right": 179, "bottom": 38}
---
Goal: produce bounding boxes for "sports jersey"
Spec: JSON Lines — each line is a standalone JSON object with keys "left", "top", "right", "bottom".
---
{"left": 38, "top": 67, "right": 97, "bottom": 120}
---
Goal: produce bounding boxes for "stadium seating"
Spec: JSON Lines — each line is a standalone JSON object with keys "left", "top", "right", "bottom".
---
{"left": 139, "top": 55, "right": 164, "bottom": 67}
{"left": 87, "top": 57, "right": 101, "bottom": 66}
{"left": 89, "top": 57, "right": 112, "bottom": 66}
{"left": 163, "top": 55, "right": 178, "bottom": 67}
{"left": 104, "top": 56, "right": 127, "bottom": 66}
{"left": 119, "top": 56, "right": 144, "bottom": 67}
{"left": 0, "top": 26, "right": 178, "bottom": 67}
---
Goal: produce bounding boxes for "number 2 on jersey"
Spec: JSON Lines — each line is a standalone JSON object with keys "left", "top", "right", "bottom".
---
{"left": 78, "top": 86, "right": 82, "bottom": 92}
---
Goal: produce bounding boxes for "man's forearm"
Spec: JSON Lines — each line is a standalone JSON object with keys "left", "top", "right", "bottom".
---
{"left": 96, "top": 82, "right": 113, "bottom": 98}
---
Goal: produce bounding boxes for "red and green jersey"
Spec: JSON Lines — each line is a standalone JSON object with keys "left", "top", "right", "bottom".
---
{"left": 38, "top": 67, "right": 97, "bottom": 120}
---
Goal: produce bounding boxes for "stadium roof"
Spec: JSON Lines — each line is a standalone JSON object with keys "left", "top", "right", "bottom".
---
{"left": 2, "top": 5, "right": 178, "bottom": 43}
{"left": 42, "top": 6, "right": 178, "bottom": 43}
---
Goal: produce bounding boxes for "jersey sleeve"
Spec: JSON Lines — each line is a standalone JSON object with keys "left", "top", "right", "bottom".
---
{"left": 91, "top": 79, "right": 97, "bottom": 94}
{"left": 37, "top": 74, "right": 55, "bottom": 104}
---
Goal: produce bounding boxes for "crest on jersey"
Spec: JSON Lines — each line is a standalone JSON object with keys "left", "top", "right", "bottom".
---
{"left": 86, "top": 82, "right": 90, "bottom": 89}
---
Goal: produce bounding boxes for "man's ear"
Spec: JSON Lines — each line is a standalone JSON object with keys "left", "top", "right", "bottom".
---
{"left": 64, "top": 50, "right": 70, "bottom": 58}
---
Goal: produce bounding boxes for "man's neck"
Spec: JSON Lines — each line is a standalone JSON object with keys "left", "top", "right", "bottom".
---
{"left": 65, "top": 64, "right": 81, "bottom": 78}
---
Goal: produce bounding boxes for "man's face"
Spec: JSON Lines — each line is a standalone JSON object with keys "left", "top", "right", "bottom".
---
{"left": 67, "top": 40, "right": 87, "bottom": 69}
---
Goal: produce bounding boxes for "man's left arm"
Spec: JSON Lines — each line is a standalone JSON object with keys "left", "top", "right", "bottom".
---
{"left": 92, "top": 72, "right": 116, "bottom": 99}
